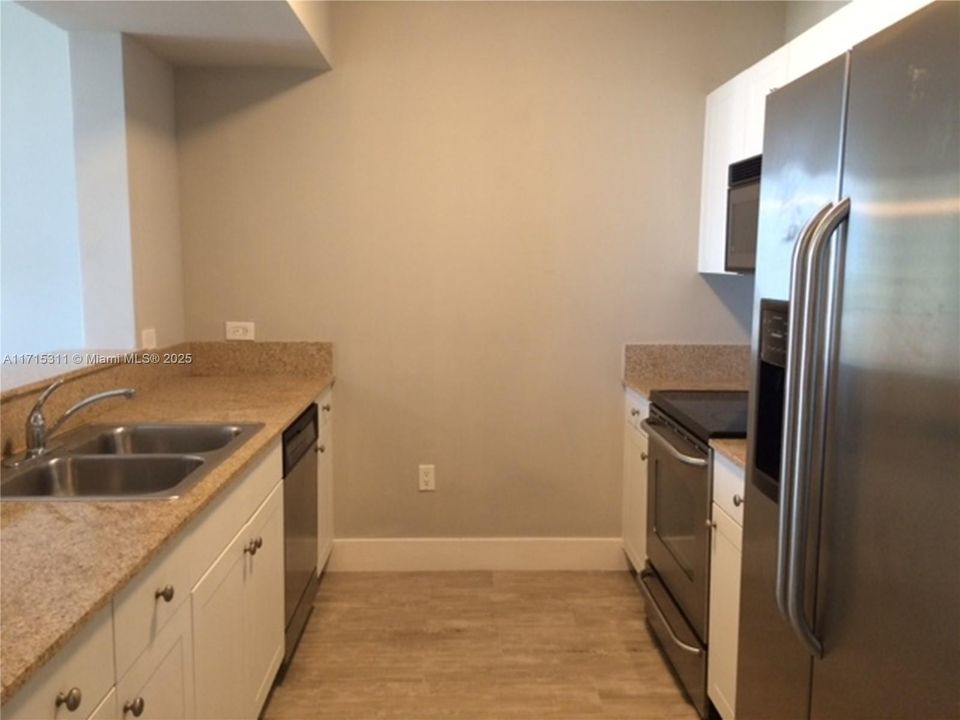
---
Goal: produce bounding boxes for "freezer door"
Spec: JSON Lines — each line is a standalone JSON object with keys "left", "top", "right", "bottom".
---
{"left": 810, "top": 4, "right": 960, "bottom": 718}
{"left": 737, "top": 56, "right": 848, "bottom": 719}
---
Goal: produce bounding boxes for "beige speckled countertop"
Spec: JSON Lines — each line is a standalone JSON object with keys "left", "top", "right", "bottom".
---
{"left": 0, "top": 373, "right": 332, "bottom": 704}
{"left": 622, "top": 343, "right": 750, "bottom": 398}
{"left": 710, "top": 438, "right": 747, "bottom": 469}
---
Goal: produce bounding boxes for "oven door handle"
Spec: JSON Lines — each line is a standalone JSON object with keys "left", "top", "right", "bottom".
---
{"left": 640, "top": 420, "right": 707, "bottom": 467}
{"left": 637, "top": 571, "right": 703, "bottom": 656}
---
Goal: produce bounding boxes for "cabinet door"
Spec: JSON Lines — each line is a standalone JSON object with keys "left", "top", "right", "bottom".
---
{"left": 621, "top": 423, "right": 648, "bottom": 571}
{"left": 698, "top": 78, "right": 744, "bottom": 274}
{"left": 191, "top": 524, "right": 248, "bottom": 720}
{"left": 317, "top": 422, "right": 334, "bottom": 570}
{"left": 244, "top": 482, "right": 285, "bottom": 716}
{"left": 87, "top": 688, "right": 117, "bottom": 720}
{"left": 116, "top": 602, "right": 194, "bottom": 720}
{"left": 742, "top": 46, "right": 788, "bottom": 158}
{"left": 707, "top": 504, "right": 743, "bottom": 720}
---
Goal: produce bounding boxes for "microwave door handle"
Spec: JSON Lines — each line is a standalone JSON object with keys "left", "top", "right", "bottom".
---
{"left": 787, "top": 198, "right": 851, "bottom": 659}
{"left": 776, "top": 201, "right": 834, "bottom": 618}
{"left": 639, "top": 420, "right": 708, "bottom": 467}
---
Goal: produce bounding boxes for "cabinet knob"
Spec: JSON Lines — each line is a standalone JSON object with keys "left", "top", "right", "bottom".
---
{"left": 244, "top": 540, "right": 258, "bottom": 556}
{"left": 705, "top": 519, "right": 717, "bottom": 530}
{"left": 55, "top": 687, "right": 82, "bottom": 712}
{"left": 154, "top": 584, "right": 175, "bottom": 603}
{"left": 316, "top": 445, "right": 326, "bottom": 454}
{"left": 640, "top": 452, "right": 648, "bottom": 461}
{"left": 123, "top": 697, "right": 145, "bottom": 717}
{"left": 322, "top": 404, "right": 332, "bottom": 412}
{"left": 630, "top": 408, "right": 640, "bottom": 417}
{"left": 255, "top": 536, "right": 263, "bottom": 549}
{"left": 733, "top": 494, "right": 744, "bottom": 507}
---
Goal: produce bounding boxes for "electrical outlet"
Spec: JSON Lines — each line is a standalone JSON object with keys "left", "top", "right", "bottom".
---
{"left": 141, "top": 327, "right": 157, "bottom": 350}
{"left": 225, "top": 321, "right": 255, "bottom": 341}
{"left": 418, "top": 464, "right": 436, "bottom": 492}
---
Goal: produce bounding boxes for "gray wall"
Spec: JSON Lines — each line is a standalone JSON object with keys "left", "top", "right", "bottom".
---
{"left": 176, "top": 1, "right": 786, "bottom": 538}
{"left": 784, "top": 1, "right": 849, "bottom": 42}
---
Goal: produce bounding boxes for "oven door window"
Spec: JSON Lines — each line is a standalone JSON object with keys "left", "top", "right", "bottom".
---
{"left": 650, "top": 427, "right": 708, "bottom": 581}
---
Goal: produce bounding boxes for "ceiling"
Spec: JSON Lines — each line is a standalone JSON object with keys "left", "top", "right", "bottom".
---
{"left": 19, "top": 0, "right": 329, "bottom": 68}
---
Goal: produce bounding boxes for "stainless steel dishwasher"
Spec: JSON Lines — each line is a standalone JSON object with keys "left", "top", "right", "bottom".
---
{"left": 280, "top": 403, "right": 319, "bottom": 674}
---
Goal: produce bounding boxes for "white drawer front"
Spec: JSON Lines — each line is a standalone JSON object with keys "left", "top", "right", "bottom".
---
{"left": 713, "top": 450, "right": 745, "bottom": 526}
{"left": 3, "top": 605, "right": 115, "bottom": 720}
{"left": 113, "top": 530, "right": 193, "bottom": 677}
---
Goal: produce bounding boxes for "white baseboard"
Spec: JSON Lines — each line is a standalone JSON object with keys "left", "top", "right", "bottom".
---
{"left": 326, "top": 537, "right": 628, "bottom": 572}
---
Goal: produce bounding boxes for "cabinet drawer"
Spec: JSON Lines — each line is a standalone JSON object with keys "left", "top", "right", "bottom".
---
{"left": 113, "top": 530, "right": 193, "bottom": 677}
{"left": 713, "top": 450, "right": 745, "bottom": 526}
{"left": 3, "top": 605, "right": 115, "bottom": 720}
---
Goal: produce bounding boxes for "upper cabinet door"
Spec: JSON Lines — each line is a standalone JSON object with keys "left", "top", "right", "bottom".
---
{"left": 742, "top": 47, "right": 789, "bottom": 159}
{"left": 698, "top": 77, "right": 745, "bottom": 275}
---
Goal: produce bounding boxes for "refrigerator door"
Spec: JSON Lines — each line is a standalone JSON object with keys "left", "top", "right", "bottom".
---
{"left": 809, "top": 4, "right": 960, "bottom": 718}
{"left": 736, "top": 57, "right": 848, "bottom": 719}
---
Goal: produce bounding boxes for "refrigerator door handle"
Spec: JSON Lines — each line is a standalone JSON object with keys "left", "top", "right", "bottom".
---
{"left": 776, "top": 201, "right": 834, "bottom": 618}
{"left": 787, "top": 197, "right": 851, "bottom": 659}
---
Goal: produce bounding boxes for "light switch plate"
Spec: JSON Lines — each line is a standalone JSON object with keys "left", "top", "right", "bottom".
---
{"left": 225, "top": 321, "right": 255, "bottom": 341}
{"left": 418, "top": 464, "right": 436, "bottom": 492}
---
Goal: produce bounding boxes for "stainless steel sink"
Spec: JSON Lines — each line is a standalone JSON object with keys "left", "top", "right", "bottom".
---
{"left": 0, "top": 422, "right": 263, "bottom": 501}
{"left": 0, "top": 455, "right": 205, "bottom": 500}
{"left": 69, "top": 424, "right": 245, "bottom": 455}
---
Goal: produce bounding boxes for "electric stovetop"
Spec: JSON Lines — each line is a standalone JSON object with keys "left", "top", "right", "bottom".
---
{"left": 649, "top": 390, "right": 748, "bottom": 443}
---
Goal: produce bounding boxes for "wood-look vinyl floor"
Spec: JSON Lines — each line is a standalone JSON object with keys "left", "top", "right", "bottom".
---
{"left": 264, "top": 571, "right": 699, "bottom": 720}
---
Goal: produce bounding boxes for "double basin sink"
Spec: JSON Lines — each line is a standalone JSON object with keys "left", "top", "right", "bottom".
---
{"left": 0, "top": 423, "right": 263, "bottom": 501}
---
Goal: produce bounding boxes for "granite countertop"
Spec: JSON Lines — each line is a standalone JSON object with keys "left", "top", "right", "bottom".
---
{"left": 710, "top": 438, "right": 747, "bottom": 469}
{"left": 622, "top": 343, "right": 750, "bottom": 398}
{"left": 0, "top": 373, "right": 332, "bottom": 704}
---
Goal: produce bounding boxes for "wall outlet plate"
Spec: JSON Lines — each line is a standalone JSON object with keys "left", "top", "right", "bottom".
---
{"left": 225, "top": 321, "right": 255, "bottom": 341}
{"left": 418, "top": 464, "right": 436, "bottom": 492}
{"left": 141, "top": 327, "right": 157, "bottom": 350}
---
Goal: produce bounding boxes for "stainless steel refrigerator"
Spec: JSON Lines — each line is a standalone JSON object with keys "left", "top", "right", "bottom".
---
{"left": 737, "top": 3, "right": 959, "bottom": 719}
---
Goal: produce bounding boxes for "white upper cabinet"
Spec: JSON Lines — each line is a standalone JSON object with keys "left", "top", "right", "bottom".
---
{"left": 742, "top": 47, "right": 788, "bottom": 159}
{"left": 697, "top": 0, "right": 932, "bottom": 275}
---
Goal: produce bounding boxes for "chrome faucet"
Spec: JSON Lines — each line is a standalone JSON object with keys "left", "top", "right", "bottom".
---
{"left": 22, "top": 379, "right": 136, "bottom": 459}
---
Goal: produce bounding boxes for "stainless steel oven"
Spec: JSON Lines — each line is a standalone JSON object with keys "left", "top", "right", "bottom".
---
{"left": 639, "top": 408, "right": 711, "bottom": 717}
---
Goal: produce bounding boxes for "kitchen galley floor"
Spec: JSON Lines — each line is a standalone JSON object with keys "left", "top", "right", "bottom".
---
{"left": 264, "top": 571, "right": 698, "bottom": 720}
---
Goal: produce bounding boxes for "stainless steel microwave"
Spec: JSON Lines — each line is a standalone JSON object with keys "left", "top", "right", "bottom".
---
{"left": 725, "top": 154, "right": 761, "bottom": 272}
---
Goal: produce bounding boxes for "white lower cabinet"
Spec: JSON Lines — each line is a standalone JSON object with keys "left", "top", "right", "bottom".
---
{"left": 316, "top": 390, "right": 334, "bottom": 571}
{"left": 621, "top": 389, "right": 649, "bottom": 570}
{"left": 708, "top": 457, "right": 745, "bottom": 720}
{"left": 116, "top": 601, "right": 194, "bottom": 720}
{"left": 4, "top": 446, "right": 286, "bottom": 720}
{"left": 244, "top": 482, "right": 285, "bottom": 714}
{"left": 192, "top": 480, "right": 284, "bottom": 720}
{"left": 2, "top": 604, "right": 115, "bottom": 720}
{"left": 87, "top": 688, "right": 117, "bottom": 720}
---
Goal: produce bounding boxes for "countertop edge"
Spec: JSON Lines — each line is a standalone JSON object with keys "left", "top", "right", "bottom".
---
{"left": 0, "top": 374, "right": 334, "bottom": 704}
